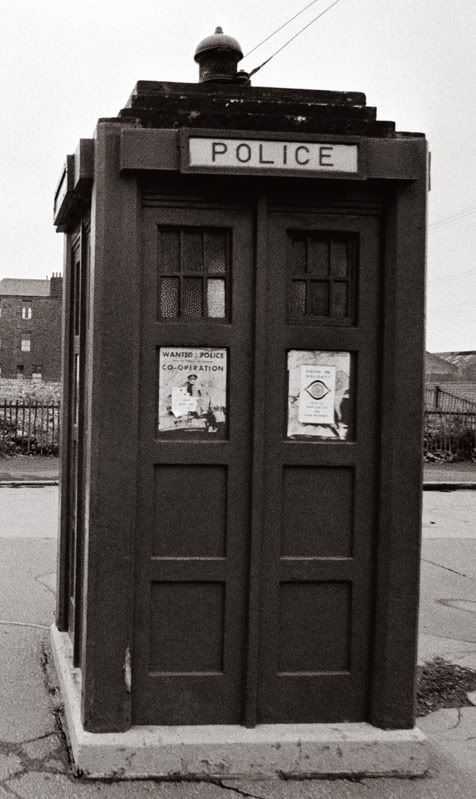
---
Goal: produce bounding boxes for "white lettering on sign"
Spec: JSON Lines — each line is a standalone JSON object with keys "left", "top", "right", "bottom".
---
{"left": 188, "top": 138, "right": 358, "bottom": 173}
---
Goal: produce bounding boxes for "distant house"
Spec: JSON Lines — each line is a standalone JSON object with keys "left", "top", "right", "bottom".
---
{"left": 425, "top": 351, "right": 462, "bottom": 383}
{"left": 0, "top": 275, "right": 63, "bottom": 380}
{"left": 434, "top": 351, "right": 476, "bottom": 381}
{"left": 425, "top": 351, "right": 476, "bottom": 408}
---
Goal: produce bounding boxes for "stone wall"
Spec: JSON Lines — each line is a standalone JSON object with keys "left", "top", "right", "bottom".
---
{"left": 0, "top": 378, "right": 61, "bottom": 402}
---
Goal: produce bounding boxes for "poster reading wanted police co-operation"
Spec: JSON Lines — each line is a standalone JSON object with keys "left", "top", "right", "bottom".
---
{"left": 158, "top": 347, "right": 227, "bottom": 438}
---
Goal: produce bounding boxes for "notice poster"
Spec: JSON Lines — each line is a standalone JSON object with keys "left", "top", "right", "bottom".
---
{"left": 158, "top": 347, "right": 227, "bottom": 438}
{"left": 298, "top": 364, "right": 336, "bottom": 425}
{"left": 287, "top": 350, "right": 352, "bottom": 440}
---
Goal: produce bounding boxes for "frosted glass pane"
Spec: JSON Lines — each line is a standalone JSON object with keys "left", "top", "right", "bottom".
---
{"left": 183, "top": 278, "right": 203, "bottom": 318}
{"left": 207, "top": 279, "right": 226, "bottom": 318}
{"left": 160, "top": 278, "right": 179, "bottom": 318}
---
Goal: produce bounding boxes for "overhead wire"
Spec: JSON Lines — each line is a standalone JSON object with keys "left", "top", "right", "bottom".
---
{"left": 428, "top": 301, "right": 476, "bottom": 311}
{"left": 428, "top": 269, "right": 475, "bottom": 285}
{"left": 429, "top": 207, "right": 476, "bottom": 231}
{"left": 245, "top": 0, "right": 346, "bottom": 79}
{"left": 244, "top": 0, "right": 325, "bottom": 59}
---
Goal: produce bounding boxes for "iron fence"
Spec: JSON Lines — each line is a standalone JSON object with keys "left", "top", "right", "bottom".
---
{"left": 424, "top": 385, "right": 476, "bottom": 461}
{"left": 0, "top": 389, "right": 474, "bottom": 461}
{"left": 0, "top": 400, "right": 60, "bottom": 456}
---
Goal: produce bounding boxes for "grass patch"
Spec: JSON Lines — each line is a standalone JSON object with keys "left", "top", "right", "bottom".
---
{"left": 416, "top": 657, "right": 476, "bottom": 716}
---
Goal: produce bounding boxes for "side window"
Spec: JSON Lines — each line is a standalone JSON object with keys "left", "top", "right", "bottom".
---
{"left": 287, "top": 231, "right": 358, "bottom": 325}
{"left": 21, "top": 335, "right": 31, "bottom": 352}
{"left": 22, "top": 303, "right": 32, "bottom": 320}
{"left": 158, "top": 227, "right": 230, "bottom": 321}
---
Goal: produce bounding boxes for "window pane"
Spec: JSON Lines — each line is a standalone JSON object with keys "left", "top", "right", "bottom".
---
{"left": 204, "top": 231, "right": 227, "bottom": 274}
{"left": 183, "top": 277, "right": 203, "bottom": 318}
{"left": 159, "top": 230, "right": 180, "bottom": 274}
{"left": 160, "top": 277, "right": 179, "bottom": 318}
{"left": 309, "top": 281, "right": 329, "bottom": 316}
{"left": 309, "top": 239, "right": 329, "bottom": 276}
{"left": 207, "top": 279, "right": 226, "bottom": 318}
{"left": 182, "top": 231, "right": 203, "bottom": 272}
{"left": 289, "top": 281, "right": 306, "bottom": 316}
{"left": 289, "top": 236, "right": 307, "bottom": 275}
{"left": 331, "top": 240, "right": 349, "bottom": 277}
{"left": 332, "top": 282, "right": 349, "bottom": 317}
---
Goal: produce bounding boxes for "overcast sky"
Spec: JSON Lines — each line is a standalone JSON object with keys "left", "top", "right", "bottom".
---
{"left": 0, "top": 0, "right": 474, "bottom": 352}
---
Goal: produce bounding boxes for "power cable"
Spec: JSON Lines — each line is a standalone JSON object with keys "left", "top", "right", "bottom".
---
{"left": 244, "top": 0, "right": 325, "bottom": 59}
{"left": 246, "top": 0, "right": 345, "bottom": 79}
{"left": 429, "top": 207, "right": 476, "bottom": 231}
{"left": 428, "top": 269, "right": 475, "bottom": 285}
{"left": 428, "top": 301, "right": 476, "bottom": 311}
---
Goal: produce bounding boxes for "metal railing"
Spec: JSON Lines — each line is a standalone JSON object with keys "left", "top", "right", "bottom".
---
{"left": 0, "top": 400, "right": 60, "bottom": 456}
{"left": 0, "top": 389, "right": 474, "bottom": 461}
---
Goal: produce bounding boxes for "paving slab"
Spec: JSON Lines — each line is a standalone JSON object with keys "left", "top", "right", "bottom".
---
{"left": 419, "top": 708, "right": 476, "bottom": 777}
{"left": 0, "top": 539, "right": 56, "bottom": 626}
{"left": 0, "top": 485, "right": 58, "bottom": 539}
{"left": 418, "top": 539, "right": 476, "bottom": 664}
{"left": 0, "top": 753, "right": 23, "bottom": 781}
{"left": 0, "top": 785, "right": 19, "bottom": 798}
{"left": 422, "top": 491, "right": 476, "bottom": 538}
{"left": 7, "top": 773, "right": 231, "bottom": 798}
{"left": 0, "top": 627, "right": 55, "bottom": 744}
{"left": 21, "top": 734, "right": 65, "bottom": 763}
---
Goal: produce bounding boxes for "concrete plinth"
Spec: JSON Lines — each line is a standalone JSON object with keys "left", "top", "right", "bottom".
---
{"left": 51, "top": 625, "right": 428, "bottom": 780}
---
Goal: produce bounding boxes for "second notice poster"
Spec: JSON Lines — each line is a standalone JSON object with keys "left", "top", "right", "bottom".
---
{"left": 287, "top": 350, "right": 353, "bottom": 440}
{"left": 158, "top": 347, "right": 227, "bottom": 438}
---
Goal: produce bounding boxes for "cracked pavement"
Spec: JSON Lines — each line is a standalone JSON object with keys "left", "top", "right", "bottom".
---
{"left": 0, "top": 485, "right": 475, "bottom": 796}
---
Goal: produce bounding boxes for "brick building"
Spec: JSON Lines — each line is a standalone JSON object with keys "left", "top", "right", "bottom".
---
{"left": 0, "top": 275, "right": 63, "bottom": 380}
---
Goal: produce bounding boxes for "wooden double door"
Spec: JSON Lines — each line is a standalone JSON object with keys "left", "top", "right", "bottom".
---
{"left": 132, "top": 189, "right": 381, "bottom": 726}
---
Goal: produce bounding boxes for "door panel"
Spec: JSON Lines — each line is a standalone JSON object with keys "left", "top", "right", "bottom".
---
{"left": 132, "top": 196, "right": 381, "bottom": 726}
{"left": 132, "top": 207, "right": 254, "bottom": 725}
{"left": 258, "top": 212, "right": 380, "bottom": 722}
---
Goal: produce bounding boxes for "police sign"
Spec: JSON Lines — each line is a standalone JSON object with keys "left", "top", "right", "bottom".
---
{"left": 187, "top": 136, "right": 359, "bottom": 175}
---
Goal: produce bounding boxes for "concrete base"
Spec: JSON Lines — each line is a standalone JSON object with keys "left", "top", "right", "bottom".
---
{"left": 50, "top": 625, "right": 428, "bottom": 780}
